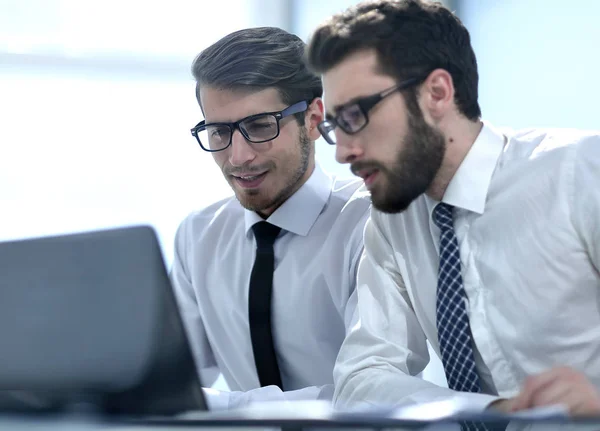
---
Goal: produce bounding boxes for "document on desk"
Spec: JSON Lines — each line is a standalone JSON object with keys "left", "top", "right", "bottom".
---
{"left": 178, "top": 398, "right": 567, "bottom": 423}
{"left": 380, "top": 399, "right": 567, "bottom": 421}
{"left": 178, "top": 400, "right": 334, "bottom": 421}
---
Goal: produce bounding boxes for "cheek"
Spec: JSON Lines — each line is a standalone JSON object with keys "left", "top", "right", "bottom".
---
{"left": 365, "top": 124, "right": 397, "bottom": 155}
{"left": 266, "top": 127, "right": 299, "bottom": 159}
{"left": 277, "top": 122, "right": 299, "bottom": 142}
{"left": 212, "top": 152, "right": 228, "bottom": 169}
{"left": 370, "top": 112, "right": 407, "bottom": 151}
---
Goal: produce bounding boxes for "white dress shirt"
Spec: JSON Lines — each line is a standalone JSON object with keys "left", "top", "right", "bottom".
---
{"left": 334, "top": 123, "right": 600, "bottom": 412}
{"left": 171, "top": 164, "right": 371, "bottom": 410}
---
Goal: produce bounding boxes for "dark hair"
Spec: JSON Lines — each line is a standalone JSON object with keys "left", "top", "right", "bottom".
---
{"left": 192, "top": 27, "right": 323, "bottom": 124}
{"left": 306, "top": 0, "right": 481, "bottom": 120}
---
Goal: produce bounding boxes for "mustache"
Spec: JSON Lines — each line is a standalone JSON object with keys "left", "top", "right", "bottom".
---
{"left": 350, "top": 160, "right": 387, "bottom": 177}
{"left": 224, "top": 163, "right": 274, "bottom": 177}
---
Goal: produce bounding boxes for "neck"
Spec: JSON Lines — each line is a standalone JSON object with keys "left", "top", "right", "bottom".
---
{"left": 427, "top": 118, "right": 483, "bottom": 201}
{"left": 256, "top": 157, "right": 316, "bottom": 219}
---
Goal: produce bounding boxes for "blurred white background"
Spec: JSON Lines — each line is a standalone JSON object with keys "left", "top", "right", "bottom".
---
{"left": 0, "top": 0, "right": 288, "bottom": 264}
{"left": 2, "top": 0, "right": 598, "bottom": 393}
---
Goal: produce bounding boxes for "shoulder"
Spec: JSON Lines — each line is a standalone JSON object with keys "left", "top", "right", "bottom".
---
{"left": 502, "top": 127, "right": 600, "bottom": 163}
{"left": 323, "top": 176, "right": 372, "bottom": 242}
{"left": 496, "top": 128, "right": 600, "bottom": 190}
{"left": 569, "top": 130, "right": 600, "bottom": 189}
{"left": 494, "top": 128, "right": 600, "bottom": 220}
{"left": 175, "top": 195, "right": 242, "bottom": 243}
{"left": 329, "top": 176, "right": 372, "bottom": 215}
{"left": 314, "top": 176, "right": 371, "bottom": 254}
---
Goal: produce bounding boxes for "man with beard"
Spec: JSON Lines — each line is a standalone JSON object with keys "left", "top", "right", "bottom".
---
{"left": 170, "top": 27, "right": 370, "bottom": 410}
{"left": 306, "top": 0, "right": 600, "bottom": 417}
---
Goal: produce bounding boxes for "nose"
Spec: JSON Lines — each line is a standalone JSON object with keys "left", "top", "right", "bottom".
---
{"left": 228, "top": 129, "right": 256, "bottom": 167}
{"left": 334, "top": 130, "right": 364, "bottom": 165}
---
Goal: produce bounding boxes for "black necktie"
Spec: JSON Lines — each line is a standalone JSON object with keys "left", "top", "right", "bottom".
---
{"left": 248, "top": 221, "right": 283, "bottom": 389}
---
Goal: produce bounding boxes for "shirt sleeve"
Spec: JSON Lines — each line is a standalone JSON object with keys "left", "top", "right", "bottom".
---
{"left": 333, "top": 211, "right": 499, "bottom": 411}
{"left": 343, "top": 199, "right": 371, "bottom": 329}
{"left": 205, "top": 384, "right": 334, "bottom": 410}
{"left": 571, "top": 134, "right": 600, "bottom": 272}
{"left": 170, "top": 218, "right": 220, "bottom": 389}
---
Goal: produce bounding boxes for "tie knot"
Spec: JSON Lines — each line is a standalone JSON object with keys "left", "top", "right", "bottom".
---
{"left": 433, "top": 202, "right": 455, "bottom": 231}
{"left": 252, "top": 222, "right": 281, "bottom": 249}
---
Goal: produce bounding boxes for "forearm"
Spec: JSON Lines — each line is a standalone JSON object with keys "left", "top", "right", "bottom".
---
{"left": 335, "top": 365, "right": 499, "bottom": 411}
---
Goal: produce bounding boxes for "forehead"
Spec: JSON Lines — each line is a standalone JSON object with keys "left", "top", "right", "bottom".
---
{"left": 199, "top": 87, "right": 285, "bottom": 122}
{"left": 322, "top": 49, "right": 396, "bottom": 113}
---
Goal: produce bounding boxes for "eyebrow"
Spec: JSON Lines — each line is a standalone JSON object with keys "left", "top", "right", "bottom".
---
{"left": 325, "top": 101, "right": 354, "bottom": 121}
{"left": 331, "top": 97, "right": 360, "bottom": 114}
{"left": 329, "top": 92, "right": 372, "bottom": 120}
{"left": 325, "top": 102, "right": 349, "bottom": 121}
{"left": 204, "top": 111, "right": 271, "bottom": 125}
{"left": 206, "top": 104, "right": 290, "bottom": 124}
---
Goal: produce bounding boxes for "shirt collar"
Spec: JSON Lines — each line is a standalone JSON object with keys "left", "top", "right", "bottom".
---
{"left": 440, "top": 121, "right": 506, "bottom": 214}
{"left": 244, "top": 163, "right": 333, "bottom": 237}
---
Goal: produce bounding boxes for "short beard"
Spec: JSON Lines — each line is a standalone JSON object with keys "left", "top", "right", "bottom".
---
{"left": 236, "top": 127, "right": 311, "bottom": 215}
{"left": 352, "top": 94, "right": 446, "bottom": 214}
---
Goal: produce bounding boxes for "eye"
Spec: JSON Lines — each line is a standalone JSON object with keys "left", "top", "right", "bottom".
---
{"left": 242, "top": 116, "right": 278, "bottom": 138}
{"left": 341, "top": 106, "right": 362, "bottom": 122}
{"left": 207, "top": 125, "right": 230, "bottom": 140}
{"left": 247, "top": 122, "right": 275, "bottom": 132}
{"left": 337, "top": 104, "right": 365, "bottom": 131}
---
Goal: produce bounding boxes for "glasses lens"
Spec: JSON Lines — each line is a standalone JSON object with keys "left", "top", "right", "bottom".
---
{"left": 318, "top": 121, "right": 337, "bottom": 145}
{"left": 198, "top": 125, "right": 232, "bottom": 151}
{"left": 240, "top": 115, "right": 279, "bottom": 142}
{"left": 337, "top": 104, "right": 366, "bottom": 134}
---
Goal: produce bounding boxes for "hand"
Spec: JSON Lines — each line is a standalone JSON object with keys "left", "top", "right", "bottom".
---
{"left": 509, "top": 366, "right": 600, "bottom": 416}
{"left": 487, "top": 398, "right": 515, "bottom": 413}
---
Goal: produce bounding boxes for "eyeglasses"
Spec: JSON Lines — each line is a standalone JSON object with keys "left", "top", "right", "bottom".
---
{"left": 190, "top": 100, "right": 308, "bottom": 152}
{"left": 317, "top": 77, "right": 424, "bottom": 145}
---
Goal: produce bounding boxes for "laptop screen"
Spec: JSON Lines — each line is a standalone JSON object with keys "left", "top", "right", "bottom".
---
{"left": 0, "top": 225, "right": 207, "bottom": 416}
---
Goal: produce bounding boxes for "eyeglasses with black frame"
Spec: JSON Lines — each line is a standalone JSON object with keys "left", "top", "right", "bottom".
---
{"left": 317, "top": 77, "right": 425, "bottom": 146}
{"left": 190, "top": 100, "right": 309, "bottom": 152}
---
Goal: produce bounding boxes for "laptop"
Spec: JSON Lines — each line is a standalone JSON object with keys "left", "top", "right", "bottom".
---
{"left": 0, "top": 225, "right": 208, "bottom": 416}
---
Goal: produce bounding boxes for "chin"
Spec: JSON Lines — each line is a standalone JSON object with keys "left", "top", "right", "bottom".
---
{"left": 371, "top": 189, "right": 419, "bottom": 214}
{"left": 237, "top": 195, "right": 273, "bottom": 213}
{"left": 372, "top": 200, "right": 411, "bottom": 214}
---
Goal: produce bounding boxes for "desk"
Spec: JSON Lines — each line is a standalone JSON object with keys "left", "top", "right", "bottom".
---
{"left": 0, "top": 414, "right": 257, "bottom": 431}
{"left": 0, "top": 412, "right": 598, "bottom": 431}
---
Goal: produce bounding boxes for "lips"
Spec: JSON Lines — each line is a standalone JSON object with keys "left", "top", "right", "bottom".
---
{"left": 234, "top": 173, "right": 265, "bottom": 181}
{"left": 356, "top": 168, "right": 379, "bottom": 187}
{"left": 231, "top": 171, "right": 268, "bottom": 189}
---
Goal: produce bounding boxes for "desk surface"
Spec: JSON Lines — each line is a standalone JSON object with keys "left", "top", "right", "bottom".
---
{"left": 1, "top": 412, "right": 599, "bottom": 431}
{"left": 0, "top": 415, "right": 259, "bottom": 431}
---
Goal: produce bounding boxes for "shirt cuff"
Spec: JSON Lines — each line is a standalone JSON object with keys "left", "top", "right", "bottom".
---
{"left": 461, "top": 392, "right": 502, "bottom": 412}
{"left": 202, "top": 387, "right": 231, "bottom": 411}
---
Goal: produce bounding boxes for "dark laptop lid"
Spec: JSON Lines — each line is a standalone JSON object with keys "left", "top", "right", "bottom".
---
{"left": 0, "top": 225, "right": 207, "bottom": 416}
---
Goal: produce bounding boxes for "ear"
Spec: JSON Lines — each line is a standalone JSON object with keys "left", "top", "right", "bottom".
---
{"left": 419, "top": 68, "right": 454, "bottom": 122}
{"left": 304, "top": 97, "right": 324, "bottom": 141}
